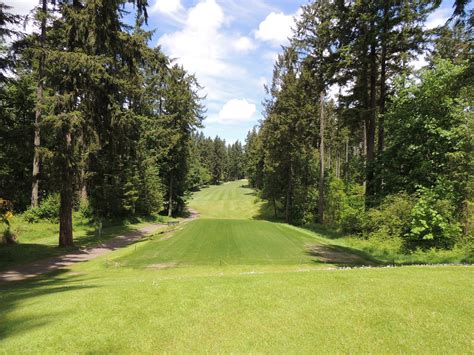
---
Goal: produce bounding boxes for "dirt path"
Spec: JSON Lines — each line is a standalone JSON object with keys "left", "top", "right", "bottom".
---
{"left": 0, "top": 209, "right": 199, "bottom": 283}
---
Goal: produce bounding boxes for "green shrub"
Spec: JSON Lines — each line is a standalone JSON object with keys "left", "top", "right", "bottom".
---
{"left": 78, "top": 198, "right": 94, "bottom": 220}
{"left": 23, "top": 194, "right": 60, "bottom": 223}
{"left": 325, "top": 176, "right": 365, "bottom": 233}
{"left": 364, "top": 193, "right": 415, "bottom": 241}
{"left": 404, "top": 186, "right": 461, "bottom": 250}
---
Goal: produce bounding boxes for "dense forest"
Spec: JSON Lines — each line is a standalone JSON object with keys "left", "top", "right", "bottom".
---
{"left": 0, "top": 0, "right": 473, "bottom": 256}
{"left": 0, "top": 0, "right": 246, "bottom": 246}
{"left": 245, "top": 0, "right": 473, "bottom": 252}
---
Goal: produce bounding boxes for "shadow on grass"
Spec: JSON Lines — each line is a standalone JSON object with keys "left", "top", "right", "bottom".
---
{"left": 0, "top": 270, "right": 97, "bottom": 341}
{"left": 307, "top": 244, "right": 382, "bottom": 267}
{"left": 0, "top": 223, "right": 142, "bottom": 272}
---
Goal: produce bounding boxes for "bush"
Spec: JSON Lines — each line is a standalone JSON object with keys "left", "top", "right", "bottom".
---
{"left": 404, "top": 186, "right": 461, "bottom": 250}
{"left": 364, "top": 193, "right": 415, "bottom": 241}
{"left": 324, "top": 176, "right": 365, "bottom": 233}
{"left": 78, "top": 198, "right": 94, "bottom": 220}
{"left": 23, "top": 194, "right": 60, "bottom": 223}
{"left": 1, "top": 198, "right": 17, "bottom": 244}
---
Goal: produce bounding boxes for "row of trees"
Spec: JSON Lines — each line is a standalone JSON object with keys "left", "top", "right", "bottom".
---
{"left": 190, "top": 133, "right": 246, "bottom": 188}
{"left": 246, "top": 0, "right": 473, "bottom": 249}
{"left": 0, "top": 1, "right": 208, "bottom": 246}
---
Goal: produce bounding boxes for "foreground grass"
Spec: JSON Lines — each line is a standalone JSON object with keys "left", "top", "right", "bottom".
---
{"left": 1, "top": 263, "right": 472, "bottom": 352}
{"left": 0, "top": 214, "right": 170, "bottom": 271}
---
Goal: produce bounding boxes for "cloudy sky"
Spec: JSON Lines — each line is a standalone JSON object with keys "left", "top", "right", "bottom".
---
{"left": 5, "top": 0, "right": 460, "bottom": 143}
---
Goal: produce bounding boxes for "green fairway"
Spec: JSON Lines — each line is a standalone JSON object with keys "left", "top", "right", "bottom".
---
{"left": 1, "top": 180, "right": 472, "bottom": 352}
{"left": 118, "top": 219, "right": 323, "bottom": 266}
{"left": 188, "top": 180, "right": 263, "bottom": 219}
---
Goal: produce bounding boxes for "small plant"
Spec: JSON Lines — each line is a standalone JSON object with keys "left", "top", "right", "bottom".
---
{"left": 78, "top": 198, "right": 94, "bottom": 220}
{"left": 23, "top": 194, "right": 60, "bottom": 223}
{"left": 1, "top": 198, "right": 17, "bottom": 244}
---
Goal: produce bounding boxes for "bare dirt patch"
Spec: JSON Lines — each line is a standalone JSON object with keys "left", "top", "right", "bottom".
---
{"left": 307, "top": 244, "right": 378, "bottom": 266}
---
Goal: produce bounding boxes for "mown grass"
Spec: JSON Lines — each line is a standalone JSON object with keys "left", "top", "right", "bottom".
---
{"left": 0, "top": 263, "right": 472, "bottom": 353}
{"left": 117, "top": 219, "right": 324, "bottom": 267}
{"left": 0, "top": 180, "right": 472, "bottom": 352}
{"left": 188, "top": 180, "right": 263, "bottom": 219}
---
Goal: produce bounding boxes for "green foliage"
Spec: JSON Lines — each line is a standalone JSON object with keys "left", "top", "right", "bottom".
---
{"left": 23, "top": 194, "right": 60, "bottom": 223}
{"left": 405, "top": 186, "right": 462, "bottom": 250}
{"left": 325, "top": 176, "right": 365, "bottom": 233}
{"left": 363, "top": 193, "right": 415, "bottom": 241}
{"left": 137, "top": 165, "right": 164, "bottom": 215}
{"left": 383, "top": 60, "right": 472, "bottom": 203}
{"left": 78, "top": 198, "right": 94, "bottom": 221}
{"left": 360, "top": 184, "right": 462, "bottom": 251}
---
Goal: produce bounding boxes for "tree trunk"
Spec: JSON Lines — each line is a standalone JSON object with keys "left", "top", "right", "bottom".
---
{"left": 168, "top": 176, "right": 173, "bottom": 217}
{"left": 272, "top": 197, "right": 277, "bottom": 218}
{"left": 285, "top": 162, "right": 293, "bottom": 224}
{"left": 318, "top": 91, "right": 325, "bottom": 224}
{"left": 365, "top": 37, "right": 377, "bottom": 206}
{"left": 78, "top": 129, "right": 87, "bottom": 201}
{"left": 378, "top": 42, "right": 387, "bottom": 152}
{"left": 31, "top": 0, "right": 47, "bottom": 208}
{"left": 376, "top": 2, "right": 389, "bottom": 196}
{"left": 59, "top": 132, "right": 74, "bottom": 247}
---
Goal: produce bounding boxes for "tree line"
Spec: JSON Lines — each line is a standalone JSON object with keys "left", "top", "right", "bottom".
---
{"left": 245, "top": 0, "right": 473, "bottom": 250}
{"left": 0, "top": 1, "right": 245, "bottom": 246}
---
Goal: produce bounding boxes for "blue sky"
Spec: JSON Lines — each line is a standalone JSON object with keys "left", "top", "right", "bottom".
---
{"left": 145, "top": 0, "right": 303, "bottom": 143}
{"left": 7, "top": 0, "right": 463, "bottom": 143}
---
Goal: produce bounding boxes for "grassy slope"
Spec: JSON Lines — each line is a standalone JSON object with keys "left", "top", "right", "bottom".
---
{"left": 1, "top": 180, "right": 472, "bottom": 352}
{"left": 119, "top": 219, "right": 321, "bottom": 266}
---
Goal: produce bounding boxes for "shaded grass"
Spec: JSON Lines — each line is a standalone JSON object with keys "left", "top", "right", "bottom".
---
{"left": 0, "top": 264, "right": 472, "bottom": 353}
{"left": 0, "top": 214, "right": 171, "bottom": 271}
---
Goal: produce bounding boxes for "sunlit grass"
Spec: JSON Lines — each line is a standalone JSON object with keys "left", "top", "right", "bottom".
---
{"left": 1, "top": 264, "right": 472, "bottom": 353}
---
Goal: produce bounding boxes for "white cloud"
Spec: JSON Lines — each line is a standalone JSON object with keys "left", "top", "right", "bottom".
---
{"left": 234, "top": 36, "right": 256, "bottom": 52}
{"left": 150, "top": 0, "right": 182, "bottom": 14}
{"left": 425, "top": 8, "right": 450, "bottom": 29}
{"left": 207, "top": 98, "right": 256, "bottom": 124}
{"left": 255, "top": 11, "right": 295, "bottom": 46}
{"left": 158, "top": 0, "right": 229, "bottom": 80}
{"left": 158, "top": 0, "right": 250, "bottom": 104}
{"left": 4, "top": 0, "right": 36, "bottom": 16}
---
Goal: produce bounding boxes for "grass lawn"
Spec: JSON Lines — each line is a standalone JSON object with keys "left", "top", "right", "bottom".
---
{"left": 0, "top": 180, "right": 472, "bottom": 352}
{"left": 117, "top": 219, "right": 325, "bottom": 267}
{"left": 0, "top": 214, "right": 170, "bottom": 271}
{"left": 1, "top": 265, "right": 472, "bottom": 352}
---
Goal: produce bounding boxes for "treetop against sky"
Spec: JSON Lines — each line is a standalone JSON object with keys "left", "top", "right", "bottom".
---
{"left": 5, "top": 0, "right": 464, "bottom": 143}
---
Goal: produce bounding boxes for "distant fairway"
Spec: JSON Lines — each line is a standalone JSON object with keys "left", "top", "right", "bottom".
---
{"left": 188, "top": 180, "right": 262, "bottom": 219}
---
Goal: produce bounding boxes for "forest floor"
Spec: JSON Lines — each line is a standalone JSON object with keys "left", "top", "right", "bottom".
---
{"left": 0, "top": 180, "right": 472, "bottom": 352}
